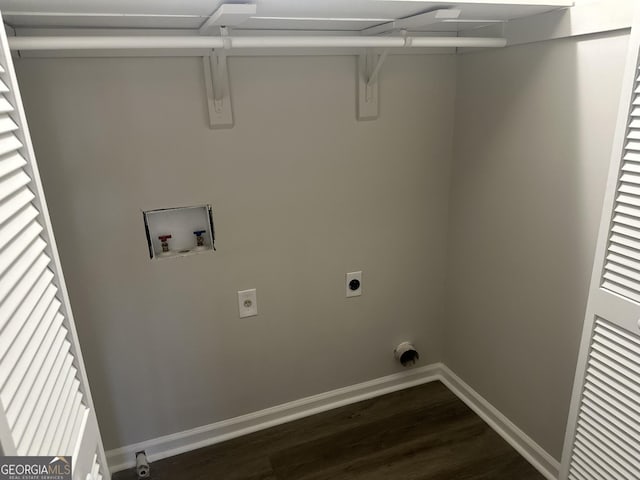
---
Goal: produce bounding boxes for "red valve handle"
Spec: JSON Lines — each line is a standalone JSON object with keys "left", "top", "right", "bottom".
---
{"left": 158, "top": 235, "right": 172, "bottom": 241}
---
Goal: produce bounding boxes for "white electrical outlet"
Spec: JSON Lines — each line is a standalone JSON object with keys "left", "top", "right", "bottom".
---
{"left": 238, "top": 289, "right": 258, "bottom": 318}
{"left": 346, "top": 271, "right": 362, "bottom": 297}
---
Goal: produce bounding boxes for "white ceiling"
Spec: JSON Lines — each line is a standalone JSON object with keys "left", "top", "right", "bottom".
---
{"left": 0, "top": 0, "right": 574, "bottom": 32}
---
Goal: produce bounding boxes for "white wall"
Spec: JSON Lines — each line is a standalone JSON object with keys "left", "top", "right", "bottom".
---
{"left": 15, "top": 54, "right": 456, "bottom": 450}
{"left": 445, "top": 31, "right": 629, "bottom": 460}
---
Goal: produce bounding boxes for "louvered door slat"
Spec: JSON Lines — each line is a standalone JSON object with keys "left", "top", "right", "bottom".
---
{"left": 580, "top": 411, "right": 637, "bottom": 459}
{"left": 583, "top": 389, "right": 640, "bottom": 439}
{"left": 609, "top": 233, "right": 640, "bottom": 251}
{"left": 599, "top": 320, "right": 640, "bottom": 345}
{"left": 612, "top": 221, "right": 640, "bottom": 239}
{"left": 0, "top": 170, "right": 30, "bottom": 203}
{"left": 607, "top": 253, "right": 640, "bottom": 275}
{"left": 589, "top": 361, "right": 640, "bottom": 403}
{"left": 8, "top": 332, "right": 68, "bottom": 432}
{"left": 0, "top": 232, "right": 49, "bottom": 304}
{"left": 594, "top": 326, "right": 640, "bottom": 356}
{"left": 628, "top": 129, "right": 640, "bottom": 140}
{"left": 64, "top": 402, "right": 87, "bottom": 455}
{"left": 604, "top": 258, "right": 640, "bottom": 281}
{"left": 576, "top": 430, "right": 636, "bottom": 478}
{"left": 0, "top": 267, "right": 53, "bottom": 343}
{"left": 0, "top": 114, "right": 17, "bottom": 135}
{"left": 625, "top": 162, "right": 640, "bottom": 178}
{"left": 586, "top": 372, "right": 640, "bottom": 418}
{"left": 0, "top": 96, "right": 13, "bottom": 113}
{"left": 619, "top": 182, "right": 640, "bottom": 196}
{"left": 589, "top": 363, "right": 640, "bottom": 408}
{"left": 0, "top": 15, "right": 107, "bottom": 478}
{"left": 624, "top": 150, "right": 640, "bottom": 162}
{"left": 58, "top": 392, "right": 83, "bottom": 454}
{"left": 0, "top": 152, "right": 26, "bottom": 178}
{"left": 584, "top": 380, "right": 640, "bottom": 430}
{"left": 0, "top": 246, "right": 48, "bottom": 313}
{"left": 611, "top": 213, "right": 640, "bottom": 230}
{"left": 567, "top": 463, "right": 592, "bottom": 480}
{"left": 0, "top": 213, "right": 42, "bottom": 262}
{"left": 68, "top": 409, "right": 89, "bottom": 457}
{"left": 38, "top": 376, "right": 79, "bottom": 456}
{"left": 620, "top": 171, "right": 640, "bottom": 184}
{"left": 569, "top": 461, "right": 602, "bottom": 480}
{"left": 608, "top": 242, "right": 640, "bottom": 262}
{"left": 0, "top": 221, "right": 44, "bottom": 275}
{"left": 584, "top": 383, "right": 640, "bottom": 430}
{"left": 574, "top": 438, "right": 623, "bottom": 479}
{"left": 31, "top": 364, "right": 75, "bottom": 454}
{"left": 615, "top": 193, "right": 640, "bottom": 209}
{"left": 0, "top": 205, "right": 41, "bottom": 264}
{"left": 602, "top": 273, "right": 640, "bottom": 302}
{"left": 567, "top": 319, "right": 640, "bottom": 479}
{"left": 578, "top": 422, "right": 640, "bottom": 477}
{"left": 0, "top": 188, "right": 35, "bottom": 225}
{"left": 0, "top": 132, "right": 22, "bottom": 157}
{"left": 27, "top": 350, "right": 73, "bottom": 455}
{"left": 578, "top": 420, "right": 638, "bottom": 466}
{"left": 615, "top": 203, "right": 640, "bottom": 220}
{"left": 603, "top": 58, "right": 640, "bottom": 305}
{"left": 578, "top": 415, "right": 636, "bottom": 462}
{"left": 569, "top": 458, "right": 605, "bottom": 480}
{"left": 3, "top": 296, "right": 60, "bottom": 417}
{"left": 601, "top": 280, "right": 640, "bottom": 303}
{"left": 6, "top": 307, "right": 61, "bottom": 443}
{"left": 582, "top": 396, "right": 640, "bottom": 441}
{"left": 592, "top": 334, "right": 640, "bottom": 373}
{"left": 1, "top": 297, "right": 59, "bottom": 397}
{"left": 0, "top": 282, "right": 56, "bottom": 396}
{"left": 573, "top": 446, "right": 618, "bottom": 480}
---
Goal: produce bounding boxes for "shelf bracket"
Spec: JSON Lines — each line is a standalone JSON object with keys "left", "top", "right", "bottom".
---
{"left": 202, "top": 27, "right": 233, "bottom": 129}
{"left": 366, "top": 48, "right": 389, "bottom": 88}
{"left": 361, "top": 8, "right": 461, "bottom": 36}
{"left": 357, "top": 48, "right": 389, "bottom": 121}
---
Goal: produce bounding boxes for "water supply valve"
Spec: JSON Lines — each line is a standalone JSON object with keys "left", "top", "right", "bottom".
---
{"left": 158, "top": 234, "right": 172, "bottom": 254}
{"left": 193, "top": 230, "right": 206, "bottom": 249}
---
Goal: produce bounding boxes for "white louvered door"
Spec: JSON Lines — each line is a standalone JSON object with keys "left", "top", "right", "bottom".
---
{"left": 0, "top": 15, "right": 109, "bottom": 480}
{"left": 560, "top": 8, "right": 640, "bottom": 480}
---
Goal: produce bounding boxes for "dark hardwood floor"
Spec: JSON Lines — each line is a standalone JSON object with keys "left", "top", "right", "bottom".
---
{"left": 113, "top": 381, "right": 545, "bottom": 480}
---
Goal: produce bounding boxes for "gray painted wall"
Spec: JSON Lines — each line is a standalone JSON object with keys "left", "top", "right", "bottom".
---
{"left": 15, "top": 54, "right": 456, "bottom": 450}
{"left": 445, "top": 31, "right": 629, "bottom": 460}
{"left": 14, "top": 30, "right": 630, "bottom": 460}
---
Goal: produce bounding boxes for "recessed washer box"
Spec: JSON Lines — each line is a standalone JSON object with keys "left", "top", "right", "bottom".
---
{"left": 143, "top": 205, "right": 215, "bottom": 260}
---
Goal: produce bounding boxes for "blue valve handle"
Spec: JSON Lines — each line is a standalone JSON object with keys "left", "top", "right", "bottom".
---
{"left": 193, "top": 230, "right": 206, "bottom": 236}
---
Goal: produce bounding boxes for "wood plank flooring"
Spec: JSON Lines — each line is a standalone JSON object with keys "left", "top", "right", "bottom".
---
{"left": 112, "top": 381, "right": 545, "bottom": 480}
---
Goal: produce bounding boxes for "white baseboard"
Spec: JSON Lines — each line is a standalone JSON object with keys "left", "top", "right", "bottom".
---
{"left": 106, "top": 363, "right": 560, "bottom": 480}
{"left": 106, "top": 363, "right": 442, "bottom": 473}
{"left": 438, "top": 365, "right": 560, "bottom": 480}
